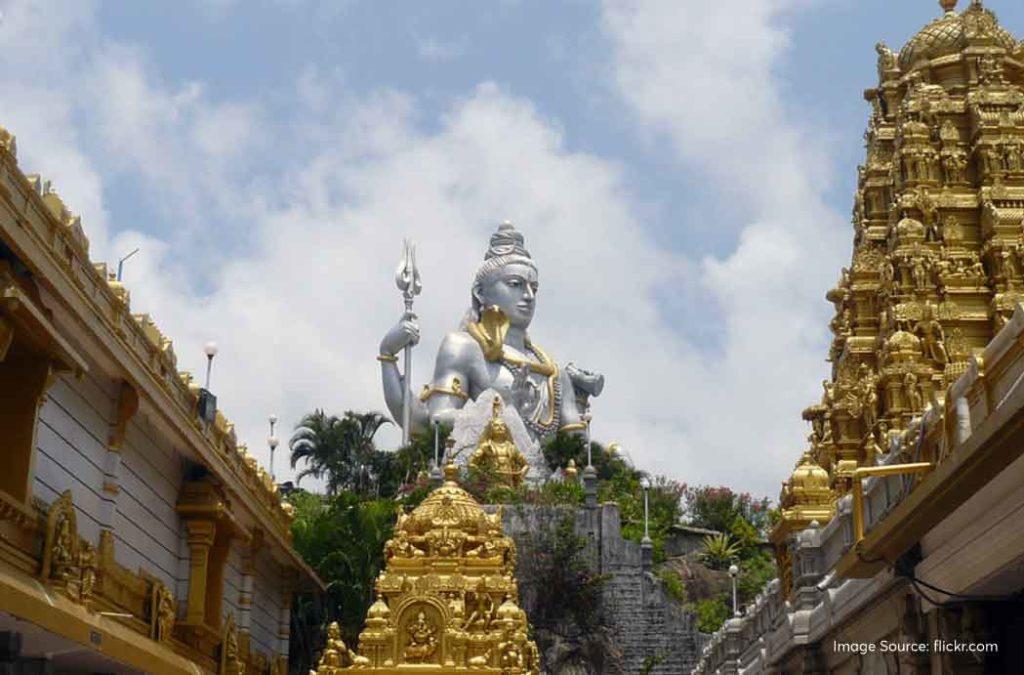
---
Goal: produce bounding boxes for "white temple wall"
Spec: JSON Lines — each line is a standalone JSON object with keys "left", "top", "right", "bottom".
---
{"left": 250, "top": 550, "right": 284, "bottom": 656}
{"left": 114, "top": 416, "right": 186, "bottom": 592}
{"left": 221, "top": 541, "right": 243, "bottom": 624}
{"left": 33, "top": 372, "right": 115, "bottom": 546}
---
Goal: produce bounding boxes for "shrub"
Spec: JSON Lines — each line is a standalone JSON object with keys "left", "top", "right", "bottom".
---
{"left": 693, "top": 598, "right": 731, "bottom": 633}
{"left": 656, "top": 568, "right": 686, "bottom": 604}
{"left": 699, "top": 532, "right": 740, "bottom": 570}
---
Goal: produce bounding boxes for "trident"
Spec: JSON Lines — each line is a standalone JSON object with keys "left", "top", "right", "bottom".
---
{"left": 395, "top": 239, "right": 422, "bottom": 446}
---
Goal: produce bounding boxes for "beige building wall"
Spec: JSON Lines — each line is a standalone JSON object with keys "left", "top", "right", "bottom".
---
{"left": 34, "top": 373, "right": 114, "bottom": 546}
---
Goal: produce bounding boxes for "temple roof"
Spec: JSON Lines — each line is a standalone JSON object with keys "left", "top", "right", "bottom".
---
{"left": 899, "top": 1, "right": 1020, "bottom": 70}
{"left": 400, "top": 464, "right": 492, "bottom": 536}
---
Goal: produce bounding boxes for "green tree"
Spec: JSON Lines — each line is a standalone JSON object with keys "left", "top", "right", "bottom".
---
{"left": 682, "top": 485, "right": 772, "bottom": 537}
{"left": 372, "top": 425, "right": 447, "bottom": 499}
{"left": 288, "top": 488, "right": 397, "bottom": 647}
{"left": 541, "top": 431, "right": 633, "bottom": 481}
{"left": 514, "top": 511, "right": 620, "bottom": 673}
{"left": 289, "top": 410, "right": 390, "bottom": 496}
{"left": 604, "top": 471, "right": 684, "bottom": 563}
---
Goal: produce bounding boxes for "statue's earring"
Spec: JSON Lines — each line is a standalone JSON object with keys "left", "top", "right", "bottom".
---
{"left": 472, "top": 287, "right": 485, "bottom": 320}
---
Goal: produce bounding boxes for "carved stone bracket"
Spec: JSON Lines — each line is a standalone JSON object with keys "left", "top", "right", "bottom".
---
{"left": 108, "top": 380, "right": 139, "bottom": 452}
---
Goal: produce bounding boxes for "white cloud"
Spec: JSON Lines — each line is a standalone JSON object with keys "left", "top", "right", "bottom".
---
{"left": 0, "top": 0, "right": 853, "bottom": 499}
{"left": 599, "top": 0, "right": 850, "bottom": 493}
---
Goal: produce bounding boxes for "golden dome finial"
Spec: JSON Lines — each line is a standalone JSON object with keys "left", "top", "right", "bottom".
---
{"left": 939, "top": 0, "right": 957, "bottom": 12}
{"left": 443, "top": 460, "right": 460, "bottom": 484}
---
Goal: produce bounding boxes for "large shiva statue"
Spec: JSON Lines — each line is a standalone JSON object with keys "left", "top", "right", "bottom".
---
{"left": 378, "top": 222, "right": 604, "bottom": 448}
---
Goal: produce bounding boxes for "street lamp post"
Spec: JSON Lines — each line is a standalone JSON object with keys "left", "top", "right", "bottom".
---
{"left": 640, "top": 476, "right": 651, "bottom": 543}
{"left": 729, "top": 563, "right": 740, "bottom": 617}
{"left": 268, "top": 414, "right": 279, "bottom": 480}
{"left": 196, "top": 342, "right": 219, "bottom": 424}
{"left": 581, "top": 404, "right": 597, "bottom": 507}
{"left": 583, "top": 404, "right": 593, "bottom": 469}
{"left": 640, "top": 476, "right": 653, "bottom": 568}
{"left": 116, "top": 247, "right": 140, "bottom": 282}
{"left": 433, "top": 418, "right": 440, "bottom": 467}
{"left": 429, "top": 418, "right": 443, "bottom": 485}
{"left": 203, "top": 342, "right": 218, "bottom": 389}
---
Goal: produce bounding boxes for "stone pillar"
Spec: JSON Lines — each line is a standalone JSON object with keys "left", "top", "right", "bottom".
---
{"left": 793, "top": 522, "right": 824, "bottom": 611}
{"left": 183, "top": 519, "right": 216, "bottom": 625}
{"left": 277, "top": 574, "right": 295, "bottom": 660}
{"left": 238, "top": 530, "right": 261, "bottom": 639}
{"left": 640, "top": 538, "right": 653, "bottom": 570}
{"left": 722, "top": 616, "right": 744, "bottom": 675}
{"left": 583, "top": 464, "right": 598, "bottom": 508}
{"left": 238, "top": 574, "right": 253, "bottom": 634}
{"left": 277, "top": 599, "right": 291, "bottom": 657}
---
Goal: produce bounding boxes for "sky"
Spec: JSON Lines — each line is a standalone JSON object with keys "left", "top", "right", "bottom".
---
{"left": 1, "top": 0, "right": 1022, "bottom": 500}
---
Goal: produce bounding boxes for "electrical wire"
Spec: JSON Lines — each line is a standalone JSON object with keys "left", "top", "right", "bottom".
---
{"left": 897, "top": 567, "right": 1024, "bottom": 605}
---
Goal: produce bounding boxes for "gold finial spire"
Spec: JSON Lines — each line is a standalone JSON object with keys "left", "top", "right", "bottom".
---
{"left": 939, "top": 0, "right": 957, "bottom": 12}
{"left": 443, "top": 459, "right": 460, "bottom": 484}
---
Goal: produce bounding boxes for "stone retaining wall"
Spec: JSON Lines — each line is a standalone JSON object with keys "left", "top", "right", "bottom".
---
{"left": 498, "top": 502, "right": 702, "bottom": 674}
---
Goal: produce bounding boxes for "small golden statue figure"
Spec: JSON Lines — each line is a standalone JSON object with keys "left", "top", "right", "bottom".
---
{"left": 154, "top": 583, "right": 176, "bottom": 643}
{"left": 221, "top": 616, "right": 245, "bottom": 675}
{"left": 403, "top": 611, "right": 439, "bottom": 663}
{"left": 469, "top": 397, "right": 528, "bottom": 487}
{"left": 52, "top": 513, "right": 77, "bottom": 585}
{"left": 77, "top": 542, "right": 97, "bottom": 604}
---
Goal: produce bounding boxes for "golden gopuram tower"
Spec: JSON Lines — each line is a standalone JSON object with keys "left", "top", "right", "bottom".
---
{"left": 772, "top": 0, "right": 1024, "bottom": 594}
{"left": 310, "top": 461, "right": 540, "bottom": 674}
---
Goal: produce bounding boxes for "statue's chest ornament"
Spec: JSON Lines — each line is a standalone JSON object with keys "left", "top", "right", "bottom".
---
{"left": 467, "top": 306, "right": 561, "bottom": 437}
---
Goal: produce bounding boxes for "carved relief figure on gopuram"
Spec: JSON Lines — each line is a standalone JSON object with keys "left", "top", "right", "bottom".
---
{"left": 378, "top": 222, "right": 604, "bottom": 480}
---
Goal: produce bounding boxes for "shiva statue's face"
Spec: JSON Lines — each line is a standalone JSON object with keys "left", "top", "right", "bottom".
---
{"left": 475, "top": 263, "right": 538, "bottom": 329}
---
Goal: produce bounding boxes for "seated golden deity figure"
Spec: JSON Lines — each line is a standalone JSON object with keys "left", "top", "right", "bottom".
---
{"left": 403, "top": 611, "right": 439, "bottom": 663}
{"left": 469, "top": 397, "right": 528, "bottom": 487}
{"left": 311, "top": 622, "right": 369, "bottom": 673}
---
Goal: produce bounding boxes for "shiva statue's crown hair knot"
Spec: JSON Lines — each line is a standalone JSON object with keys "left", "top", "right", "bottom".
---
{"left": 485, "top": 221, "right": 532, "bottom": 260}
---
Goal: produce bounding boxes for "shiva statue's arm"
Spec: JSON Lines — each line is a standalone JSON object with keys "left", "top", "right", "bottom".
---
{"left": 424, "top": 332, "right": 483, "bottom": 429}
{"left": 379, "top": 312, "right": 429, "bottom": 436}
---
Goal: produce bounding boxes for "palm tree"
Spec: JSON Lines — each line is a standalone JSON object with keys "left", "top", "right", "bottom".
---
{"left": 289, "top": 410, "right": 390, "bottom": 496}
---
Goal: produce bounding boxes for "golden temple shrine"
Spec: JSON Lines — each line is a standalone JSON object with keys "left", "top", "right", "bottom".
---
{"left": 772, "top": 0, "right": 1024, "bottom": 572}
{"left": 698, "top": 2, "right": 1024, "bottom": 673}
{"left": 310, "top": 463, "right": 539, "bottom": 674}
